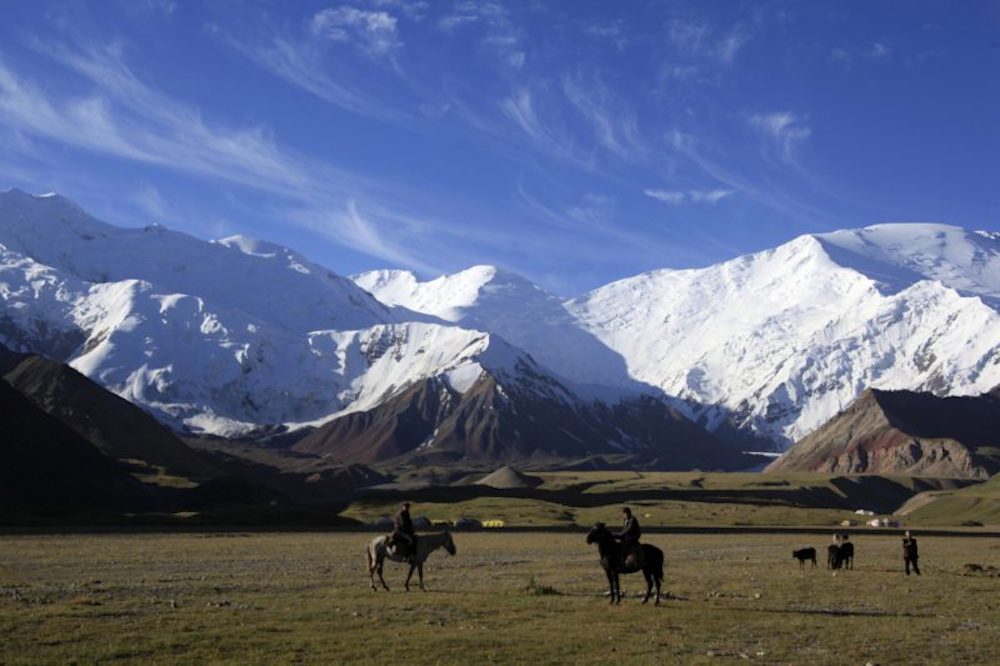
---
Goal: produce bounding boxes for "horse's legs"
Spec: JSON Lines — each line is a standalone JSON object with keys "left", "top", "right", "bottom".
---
{"left": 613, "top": 571, "right": 622, "bottom": 604}
{"left": 417, "top": 562, "right": 426, "bottom": 591}
{"left": 641, "top": 570, "right": 653, "bottom": 604}
{"left": 405, "top": 563, "right": 416, "bottom": 591}
{"left": 605, "top": 568, "right": 615, "bottom": 605}
{"left": 377, "top": 557, "right": 390, "bottom": 591}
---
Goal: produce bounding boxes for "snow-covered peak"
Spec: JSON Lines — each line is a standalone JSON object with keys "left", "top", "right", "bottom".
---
{"left": 354, "top": 263, "right": 645, "bottom": 391}
{"left": 815, "top": 223, "right": 1000, "bottom": 303}
{"left": 354, "top": 264, "right": 547, "bottom": 323}
{"left": 0, "top": 190, "right": 395, "bottom": 332}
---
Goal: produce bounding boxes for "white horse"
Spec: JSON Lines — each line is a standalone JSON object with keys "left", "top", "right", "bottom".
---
{"left": 366, "top": 530, "right": 456, "bottom": 591}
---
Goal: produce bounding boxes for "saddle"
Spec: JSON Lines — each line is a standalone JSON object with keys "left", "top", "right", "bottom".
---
{"left": 620, "top": 542, "right": 644, "bottom": 571}
{"left": 389, "top": 533, "right": 417, "bottom": 560}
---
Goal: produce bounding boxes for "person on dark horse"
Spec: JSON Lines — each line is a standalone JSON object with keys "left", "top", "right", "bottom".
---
{"left": 586, "top": 520, "right": 664, "bottom": 605}
{"left": 390, "top": 502, "right": 417, "bottom": 561}
{"left": 617, "top": 506, "right": 643, "bottom": 569}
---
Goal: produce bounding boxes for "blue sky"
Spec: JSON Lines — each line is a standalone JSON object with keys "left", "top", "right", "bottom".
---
{"left": 1, "top": 1, "right": 998, "bottom": 294}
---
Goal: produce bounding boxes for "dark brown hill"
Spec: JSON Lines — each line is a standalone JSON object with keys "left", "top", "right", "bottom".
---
{"left": 294, "top": 373, "right": 749, "bottom": 470}
{"left": 3, "top": 354, "right": 216, "bottom": 478}
{"left": 766, "top": 387, "right": 1000, "bottom": 478}
{"left": 0, "top": 380, "right": 145, "bottom": 511}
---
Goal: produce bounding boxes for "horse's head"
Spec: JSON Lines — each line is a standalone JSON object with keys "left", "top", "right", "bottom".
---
{"left": 586, "top": 522, "right": 608, "bottom": 545}
{"left": 443, "top": 529, "right": 456, "bottom": 556}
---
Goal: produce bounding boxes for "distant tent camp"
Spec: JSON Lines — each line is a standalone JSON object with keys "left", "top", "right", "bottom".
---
{"left": 412, "top": 515, "right": 432, "bottom": 529}
{"left": 454, "top": 516, "right": 482, "bottom": 528}
{"left": 483, "top": 519, "right": 505, "bottom": 528}
{"left": 373, "top": 515, "right": 394, "bottom": 529}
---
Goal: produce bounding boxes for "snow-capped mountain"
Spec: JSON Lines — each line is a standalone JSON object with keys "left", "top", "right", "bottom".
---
{"left": 0, "top": 190, "right": 559, "bottom": 438}
{"left": 353, "top": 265, "right": 642, "bottom": 392}
{"left": 567, "top": 224, "right": 1000, "bottom": 445}
{"left": 5, "top": 187, "right": 998, "bottom": 458}
{"left": 0, "top": 188, "right": 737, "bottom": 468}
{"left": 357, "top": 224, "right": 1000, "bottom": 449}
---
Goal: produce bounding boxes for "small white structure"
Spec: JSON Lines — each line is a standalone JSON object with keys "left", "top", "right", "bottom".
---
{"left": 855, "top": 509, "right": 875, "bottom": 516}
{"left": 866, "top": 518, "right": 902, "bottom": 528}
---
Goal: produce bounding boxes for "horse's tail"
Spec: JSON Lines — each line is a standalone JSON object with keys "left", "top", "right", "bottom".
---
{"left": 651, "top": 545, "right": 664, "bottom": 581}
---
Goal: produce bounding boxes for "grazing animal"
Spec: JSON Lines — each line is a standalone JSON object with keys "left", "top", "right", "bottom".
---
{"left": 793, "top": 547, "right": 817, "bottom": 569}
{"left": 827, "top": 544, "right": 843, "bottom": 570}
{"left": 839, "top": 541, "right": 854, "bottom": 569}
{"left": 586, "top": 522, "right": 664, "bottom": 605}
{"left": 366, "top": 530, "right": 456, "bottom": 591}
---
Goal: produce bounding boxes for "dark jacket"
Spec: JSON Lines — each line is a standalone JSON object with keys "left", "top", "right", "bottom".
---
{"left": 618, "top": 515, "right": 641, "bottom": 543}
{"left": 902, "top": 537, "right": 919, "bottom": 560}
{"left": 394, "top": 509, "right": 414, "bottom": 536}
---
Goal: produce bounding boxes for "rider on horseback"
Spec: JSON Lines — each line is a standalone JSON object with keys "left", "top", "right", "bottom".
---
{"left": 390, "top": 502, "right": 417, "bottom": 560}
{"left": 616, "top": 506, "right": 643, "bottom": 569}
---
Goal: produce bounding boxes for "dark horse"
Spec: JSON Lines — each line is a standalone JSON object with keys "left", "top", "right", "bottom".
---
{"left": 586, "top": 523, "right": 664, "bottom": 605}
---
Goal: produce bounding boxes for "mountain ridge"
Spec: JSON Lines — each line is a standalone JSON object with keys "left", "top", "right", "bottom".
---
{"left": 3, "top": 188, "right": 999, "bottom": 462}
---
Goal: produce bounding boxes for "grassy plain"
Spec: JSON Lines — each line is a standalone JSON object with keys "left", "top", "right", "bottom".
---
{"left": 344, "top": 471, "right": 990, "bottom": 528}
{"left": 2, "top": 531, "right": 999, "bottom": 664}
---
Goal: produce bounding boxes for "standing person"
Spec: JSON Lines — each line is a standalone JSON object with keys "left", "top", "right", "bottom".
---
{"left": 616, "top": 507, "right": 642, "bottom": 568}
{"left": 391, "top": 502, "right": 416, "bottom": 560}
{"left": 902, "top": 530, "right": 920, "bottom": 576}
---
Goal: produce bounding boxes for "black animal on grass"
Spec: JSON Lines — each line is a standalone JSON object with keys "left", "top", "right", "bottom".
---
{"left": 793, "top": 547, "right": 817, "bottom": 569}
{"left": 586, "top": 523, "right": 664, "bottom": 605}
{"left": 827, "top": 543, "right": 843, "bottom": 570}
{"left": 839, "top": 540, "right": 854, "bottom": 569}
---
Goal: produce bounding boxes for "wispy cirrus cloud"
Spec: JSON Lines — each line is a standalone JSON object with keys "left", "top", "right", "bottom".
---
{"left": 668, "top": 129, "right": 835, "bottom": 228}
{"left": 310, "top": 6, "right": 402, "bottom": 56}
{"left": 829, "top": 41, "right": 894, "bottom": 69}
{"left": 644, "top": 188, "right": 734, "bottom": 205}
{"left": 0, "top": 43, "right": 441, "bottom": 270}
{"left": 223, "top": 31, "right": 409, "bottom": 122}
{"left": 667, "top": 18, "right": 751, "bottom": 65}
{"left": 436, "top": 2, "right": 525, "bottom": 69}
{"left": 499, "top": 88, "right": 587, "bottom": 168}
{"left": 561, "top": 73, "right": 646, "bottom": 162}
{"left": 748, "top": 111, "right": 811, "bottom": 165}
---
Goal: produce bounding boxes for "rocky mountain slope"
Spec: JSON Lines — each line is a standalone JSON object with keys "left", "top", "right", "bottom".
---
{"left": 766, "top": 386, "right": 1000, "bottom": 477}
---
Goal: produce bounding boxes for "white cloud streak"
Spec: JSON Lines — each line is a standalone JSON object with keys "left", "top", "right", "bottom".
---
{"left": 310, "top": 6, "right": 401, "bottom": 56}
{"left": 0, "top": 44, "right": 437, "bottom": 270}
{"left": 561, "top": 74, "right": 646, "bottom": 162}
{"left": 749, "top": 111, "right": 811, "bottom": 165}
{"left": 668, "top": 18, "right": 750, "bottom": 65}
{"left": 644, "top": 188, "right": 734, "bottom": 205}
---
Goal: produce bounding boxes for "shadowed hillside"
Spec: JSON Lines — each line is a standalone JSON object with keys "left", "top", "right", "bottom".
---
{"left": 3, "top": 351, "right": 217, "bottom": 478}
{"left": 0, "top": 381, "right": 146, "bottom": 511}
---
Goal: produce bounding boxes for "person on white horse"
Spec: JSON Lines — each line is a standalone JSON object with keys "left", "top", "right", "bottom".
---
{"left": 390, "top": 501, "right": 416, "bottom": 561}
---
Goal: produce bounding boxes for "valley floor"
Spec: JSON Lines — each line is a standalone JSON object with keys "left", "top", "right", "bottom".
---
{"left": 2, "top": 531, "right": 999, "bottom": 664}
